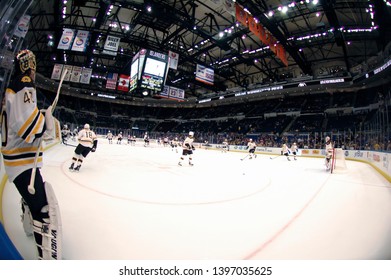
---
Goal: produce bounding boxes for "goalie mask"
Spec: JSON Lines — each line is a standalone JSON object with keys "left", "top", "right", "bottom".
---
{"left": 16, "top": 49, "right": 36, "bottom": 74}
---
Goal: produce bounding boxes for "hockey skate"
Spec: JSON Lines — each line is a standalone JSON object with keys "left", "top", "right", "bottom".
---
{"left": 178, "top": 162, "right": 182, "bottom": 166}
{"left": 68, "top": 163, "right": 74, "bottom": 171}
{"left": 189, "top": 162, "right": 194, "bottom": 166}
{"left": 73, "top": 165, "right": 81, "bottom": 172}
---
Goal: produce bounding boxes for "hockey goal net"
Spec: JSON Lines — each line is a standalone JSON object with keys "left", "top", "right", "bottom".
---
{"left": 331, "top": 148, "right": 347, "bottom": 173}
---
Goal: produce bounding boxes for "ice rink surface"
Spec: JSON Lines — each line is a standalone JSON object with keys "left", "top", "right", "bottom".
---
{"left": 2, "top": 138, "right": 391, "bottom": 260}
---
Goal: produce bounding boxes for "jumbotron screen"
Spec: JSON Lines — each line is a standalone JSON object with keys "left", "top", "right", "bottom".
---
{"left": 139, "top": 50, "right": 169, "bottom": 92}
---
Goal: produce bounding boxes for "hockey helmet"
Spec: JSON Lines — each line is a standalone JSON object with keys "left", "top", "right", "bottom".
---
{"left": 15, "top": 49, "right": 36, "bottom": 74}
{"left": 84, "top": 123, "right": 90, "bottom": 130}
{"left": 189, "top": 131, "right": 194, "bottom": 137}
{"left": 325, "top": 136, "right": 330, "bottom": 142}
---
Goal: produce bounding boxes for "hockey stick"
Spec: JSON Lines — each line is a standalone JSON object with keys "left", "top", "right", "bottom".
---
{"left": 65, "top": 142, "right": 77, "bottom": 148}
{"left": 28, "top": 69, "right": 68, "bottom": 195}
{"left": 269, "top": 154, "right": 281, "bottom": 160}
{"left": 240, "top": 154, "right": 250, "bottom": 161}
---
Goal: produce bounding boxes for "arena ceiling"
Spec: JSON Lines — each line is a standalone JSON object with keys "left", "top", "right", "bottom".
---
{"left": 23, "top": 0, "right": 391, "bottom": 99}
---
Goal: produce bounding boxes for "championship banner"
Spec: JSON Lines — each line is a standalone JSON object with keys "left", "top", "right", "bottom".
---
{"left": 106, "top": 72, "right": 118, "bottom": 90}
{"left": 168, "top": 51, "right": 179, "bottom": 70}
{"left": 102, "top": 35, "right": 120, "bottom": 56}
{"left": 160, "top": 85, "right": 169, "bottom": 97}
{"left": 169, "top": 86, "right": 185, "bottom": 99}
{"left": 80, "top": 68, "right": 92, "bottom": 84}
{"left": 71, "top": 30, "right": 89, "bottom": 52}
{"left": 117, "top": 74, "right": 130, "bottom": 91}
{"left": 51, "top": 64, "right": 64, "bottom": 80}
{"left": 14, "top": 15, "right": 30, "bottom": 38}
{"left": 70, "top": 66, "right": 82, "bottom": 83}
{"left": 158, "top": 85, "right": 184, "bottom": 100}
{"left": 57, "top": 28, "right": 74, "bottom": 50}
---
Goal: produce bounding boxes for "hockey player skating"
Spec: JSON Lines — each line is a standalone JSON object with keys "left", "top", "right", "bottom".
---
{"left": 221, "top": 139, "right": 229, "bottom": 153}
{"left": 71, "top": 127, "right": 78, "bottom": 141}
{"left": 171, "top": 137, "right": 179, "bottom": 153}
{"left": 1, "top": 49, "right": 61, "bottom": 259}
{"left": 245, "top": 138, "right": 257, "bottom": 159}
{"left": 144, "top": 132, "right": 150, "bottom": 147}
{"left": 131, "top": 135, "right": 137, "bottom": 146}
{"left": 325, "top": 136, "right": 333, "bottom": 170}
{"left": 117, "top": 132, "right": 123, "bottom": 144}
{"left": 281, "top": 143, "right": 291, "bottom": 161}
{"left": 163, "top": 136, "right": 169, "bottom": 147}
{"left": 291, "top": 142, "right": 298, "bottom": 160}
{"left": 69, "top": 123, "right": 98, "bottom": 171}
{"left": 61, "top": 124, "right": 70, "bottom": 144}
{"left": 178, "top": 131, "right": 195, "bottom": 166}
{"left": 107, "top": 130, "right": 113, "bottom": 144}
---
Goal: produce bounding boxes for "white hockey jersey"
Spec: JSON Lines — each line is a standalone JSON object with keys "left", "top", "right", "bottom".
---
{"left": 1, "top": 74, "right": 46, "bottom": 181}
{"left": 182, "top": 136, "right": 194, "bottom": 150}
{"left": 77, "top": 128, "right": 97, "bottom": 148}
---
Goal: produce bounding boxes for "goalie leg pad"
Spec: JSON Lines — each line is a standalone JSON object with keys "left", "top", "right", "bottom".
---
{"left": 31, "top": 182, "right": 62, "bottom": 260}
{"left": 21, "top": 199, "right": 33, "bottom": 237}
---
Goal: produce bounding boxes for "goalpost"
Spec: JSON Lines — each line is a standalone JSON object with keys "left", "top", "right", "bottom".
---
{"left": 331, "top": 148, "right": 347, "bottom": 173}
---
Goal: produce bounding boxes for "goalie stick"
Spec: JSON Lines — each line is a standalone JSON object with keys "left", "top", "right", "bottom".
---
{"left": 28, "top": 69, "right": 68, "bottom": 195}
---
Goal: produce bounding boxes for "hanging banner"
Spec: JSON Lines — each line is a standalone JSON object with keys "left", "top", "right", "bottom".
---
{"left": 102, "top": 35, "right": 120, "bottom": 56}
{"left": 51, "top": 64, "right": 64, "bottom": 80}
{"left": 117, "top": 74, "right": 130, "bottom": 91}
{"left": 14, "top": 15, "right": 30, "bottom": 38}
{"left": 71, "top": 30, "right": 89, "bottom": 52}
{"left": 80, "top": 68, "right": 92, "bottom": 84}
{"left": 195, "top": 64, "right": 214, "bottom": 85}
{"left": 57, "top": 28, "right": 75, "bottom": 50}
{"left": 223, "top": 0, "right": 235, "bottom": 16}
{"left": 168, "top": 51, "right": 179, "bottom": 70}
{"left": 169, "top": 86, "right": 185, "bottom": 100}
{"left": 235, "top": 3, "right": 288, "bottom": 66}
{"left": 63, "top": 65, "right": 73, "bottom": 81}
{"left": 70, "top": 66, "right": 82, "bottom": 83}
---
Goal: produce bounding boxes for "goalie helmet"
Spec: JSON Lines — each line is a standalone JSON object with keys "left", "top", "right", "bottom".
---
{"left": 189, "top": 131, "right": 194, "bottom": 137}
{"left": 325, "top": 136, "right": 330, "bottom": 142}
{"left": 15, "top": 49, "right": 36, "bottom": 74}
{"left": 84, "top": 123, "right": 90, "bottom": 130}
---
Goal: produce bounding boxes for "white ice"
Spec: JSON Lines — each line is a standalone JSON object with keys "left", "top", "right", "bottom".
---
{"left": 2, "top": 139, "right": 391, "bottom": 260}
